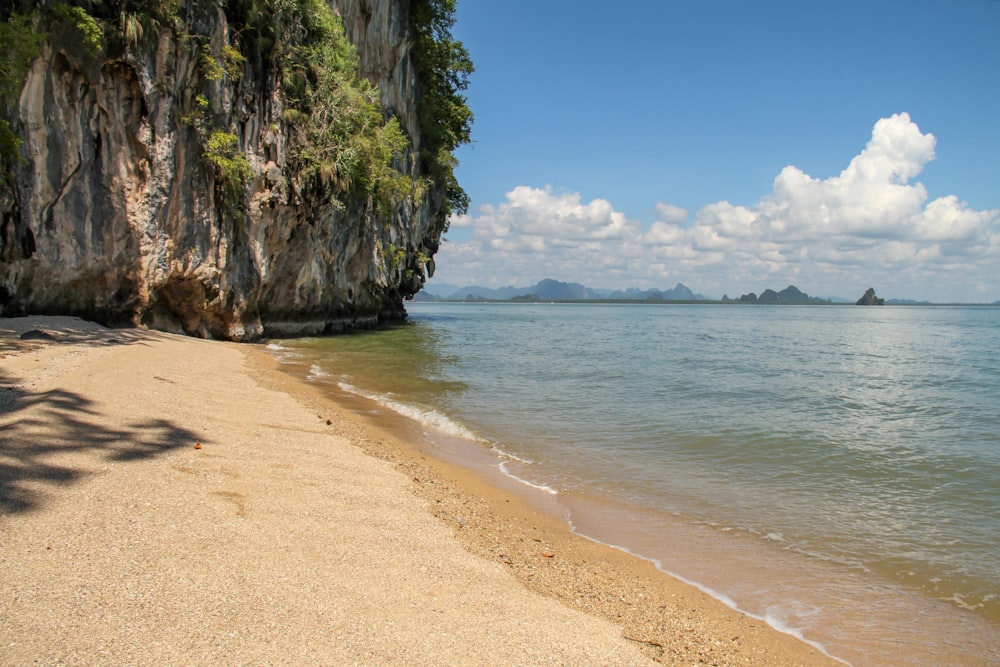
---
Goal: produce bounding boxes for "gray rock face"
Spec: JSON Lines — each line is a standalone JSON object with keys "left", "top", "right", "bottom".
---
{"left": 0, "top": 0, "right": 444, "bottom": 340}
{"left": 856, "top": 288, "right": 885, "bottom": 306}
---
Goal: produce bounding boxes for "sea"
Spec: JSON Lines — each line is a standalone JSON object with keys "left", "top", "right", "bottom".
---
{"left": 266, "top": 302, "right": 1000, "bottom": 666}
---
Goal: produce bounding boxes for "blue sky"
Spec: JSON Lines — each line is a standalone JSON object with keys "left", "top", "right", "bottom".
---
{"left": 425, "top": 0, "right": 1000, "bottom": 302}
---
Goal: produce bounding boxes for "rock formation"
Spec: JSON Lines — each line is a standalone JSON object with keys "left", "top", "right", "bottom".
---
{"left": 731, "top": 285, "right": 828, "bottom": 305}
{"left": 856, "top": 288, "right": 885, "bottom": 305}
{"left": 0, "top": 0, "right": 466, "bottom": 340}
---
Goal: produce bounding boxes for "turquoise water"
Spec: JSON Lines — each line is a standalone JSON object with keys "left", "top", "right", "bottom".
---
{"left": 270, "top": 303, "right": 1000, "bottom": 665}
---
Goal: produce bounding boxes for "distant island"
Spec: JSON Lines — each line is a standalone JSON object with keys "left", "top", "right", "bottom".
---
{"left": 418, "top": 280, "right": 834, "bottom": 304}
{"left": 720, "top": 285, "right": 829, "bottom": 305}
{"left": 415, "top": 279, "right": 996, "bottom": 306}
{"left": 856, "top": 288, "right": 885, "bottom": 306}
{"left": 415, "top": 279, "right": 709, "bottom": 302}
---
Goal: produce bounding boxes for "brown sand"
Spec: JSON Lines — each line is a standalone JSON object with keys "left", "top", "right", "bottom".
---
{"left": 0, "top": 317, "right": 841, "bottom": 666}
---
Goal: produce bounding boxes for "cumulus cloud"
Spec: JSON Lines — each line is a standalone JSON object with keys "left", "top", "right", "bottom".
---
{"left": 654, "top": 203, "right": 689, "bottom": 224}
{"left": 759, "top": 113, "right": 937, "bottom": 240}
{"left": 479, "top": 186, "right": 639, "bottom": 242}
{"left": 433, "top": 114, "right": 999, "bottom": 301}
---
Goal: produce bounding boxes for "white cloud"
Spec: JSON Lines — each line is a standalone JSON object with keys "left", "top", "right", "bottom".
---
{"left": 489, "top": 185, "right": 640, "bottom": 242}
{"left": 654, "top": 203, "right": 688, "bottom": 224}
{"left": 433, "top": 114, "right": 999, "bottom": 301}
{"left": 759, "top": 113, "right": 937, "bottom": 241}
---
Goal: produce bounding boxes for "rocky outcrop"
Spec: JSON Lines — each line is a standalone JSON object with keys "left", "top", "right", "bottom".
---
{"left": 609, "top": 282, "right": 703, "bottom": 301}
{"left": 730, "top": 285, "right": 828, "bottom": 305}
{"left": 856, "top": 288, "right": 885, "bottom": 305}
{"left": 0, "top": 1, "right": 452, "bottom": 340}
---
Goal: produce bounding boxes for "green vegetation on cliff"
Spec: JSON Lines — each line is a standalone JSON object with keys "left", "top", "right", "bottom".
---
{"left": 411, "top": 0, "right": 474, "bottom": 225}
{"left": 1, "top": 0, "right": 473, "bottom": 228}
{"left": 221, "top": 0, "right": 414, "bottom": 211}
{"left": 0, "top": 15, "right": 43, "bottom": 162}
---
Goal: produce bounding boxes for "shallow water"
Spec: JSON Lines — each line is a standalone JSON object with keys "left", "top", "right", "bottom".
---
{"left": 269, "top": 302, "right": 1000, "bottom": 665}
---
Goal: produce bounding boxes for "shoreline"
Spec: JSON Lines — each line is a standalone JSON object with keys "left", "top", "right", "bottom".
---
{"left": 2, "top": 317, "right": 838, "bottom": 665}
{"left": 263, "top": 325, "right": 1000, "bottom": 667}
{"left": 251, "top": 341, "right": 847, "bottom": 665}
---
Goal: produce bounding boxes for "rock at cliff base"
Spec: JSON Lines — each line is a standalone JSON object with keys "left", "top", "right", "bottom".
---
{"left": 20, "top": 329, "right": 59, "bottom": 341}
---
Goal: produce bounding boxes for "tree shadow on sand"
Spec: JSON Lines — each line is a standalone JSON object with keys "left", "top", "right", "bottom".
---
{"left": 0, "top": 333, "right": 201, "bottom": 514}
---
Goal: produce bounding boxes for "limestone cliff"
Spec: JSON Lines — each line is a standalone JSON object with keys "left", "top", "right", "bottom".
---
{"left": 0, "top": 0, "right": 468, "bottom": 340}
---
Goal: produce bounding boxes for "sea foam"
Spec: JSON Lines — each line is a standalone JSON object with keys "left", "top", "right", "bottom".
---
{"left": 336, "top": 381, "right": 485, "bottom": 443}
{"left": 498, "top": 461, "right": 558, "bottom": 495}
{"left": 335, "top": 380, "right": 559, "bottom": 496}
{"left": 564, "top": 514, "right": 849, "bottom": 665}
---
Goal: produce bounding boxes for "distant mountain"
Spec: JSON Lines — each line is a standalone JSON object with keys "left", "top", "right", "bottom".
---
{"left": 419, "top": 279, "right": 708, "bottom": 301}
{"left": 438, "top": 284, "right": 525, "bottom": 300}
{"left": 416, "top": 281, "right": 984, "bottom": 305}
{"left": 721, "top": 285, "right": 830, "bottom": 305}
{"left": 414, "top": 282, "right": 460, "bottom": 299}
{"left": 410, "top": 290, "right": 444, "bottom": 302}
{"left": 414, "top": 283, "right": 526, "bottom": 301}
{"left": 527, "top": 278, "right": 597, "bottom": 300}
{"left": 608, "top": 283, "right": 705, "bottom": 301}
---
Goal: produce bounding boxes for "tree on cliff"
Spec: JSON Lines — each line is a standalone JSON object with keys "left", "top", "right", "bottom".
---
{"left": 3, "top": 0, "right": 472, "bottom": 217}
{"left": 411, "top": 0, "right": 474, "bottom": 227}
{"left": 0, "top": 14, "right": 43, "bottom": 162}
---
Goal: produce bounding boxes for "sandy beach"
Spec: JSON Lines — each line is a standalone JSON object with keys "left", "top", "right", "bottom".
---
{"left": 0, "top": 317, "right": 840, "bottom": 666}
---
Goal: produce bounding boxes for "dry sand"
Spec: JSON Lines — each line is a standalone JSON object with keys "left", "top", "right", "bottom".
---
{"left": 0, "top": 317, "right": 841, "bottom": 666}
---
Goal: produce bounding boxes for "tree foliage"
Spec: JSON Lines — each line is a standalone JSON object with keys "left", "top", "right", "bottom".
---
{"left": 203, "top": 130, "right": 253, "bottom": 207}
{"left": 217, "top": 0, "right": 417, "bottom": 211}
{"left": 411, "top": 0, "right": 474, "bottom": 223}
{"left": 0, "top": 14, "right": 43, "bottom": 161}
{"left": 277, "top": 0, "right": 413, "bottom": 210}
{"left": 3, "top": 0, "right": 474, "bottom": 231}
{"left": 52, "top": 3, "right": 104, "bottom": 54}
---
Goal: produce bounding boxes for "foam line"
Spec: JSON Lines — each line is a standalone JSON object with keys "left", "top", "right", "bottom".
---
{"left": 337, "top": 381, "right": 485, "bottom": 443}
{"left": 564, "top": 515, "right": 852, "bottom": 666}
{"left": 498, "top": 461, "right": 558, "bottom": 495}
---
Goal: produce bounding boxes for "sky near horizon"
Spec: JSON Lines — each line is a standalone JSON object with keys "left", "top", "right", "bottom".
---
{"left": 425, "top": 0, "right": 1000, "bottom": 303}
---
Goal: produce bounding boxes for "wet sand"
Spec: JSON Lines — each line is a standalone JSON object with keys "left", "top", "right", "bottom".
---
{"left": 0, "top": 317, "right": 839, "bottom": 665}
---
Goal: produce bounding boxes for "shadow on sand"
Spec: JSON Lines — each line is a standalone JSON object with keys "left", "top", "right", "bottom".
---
{"left": 0, "top": 327, "right": 200, "bottom": 514}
